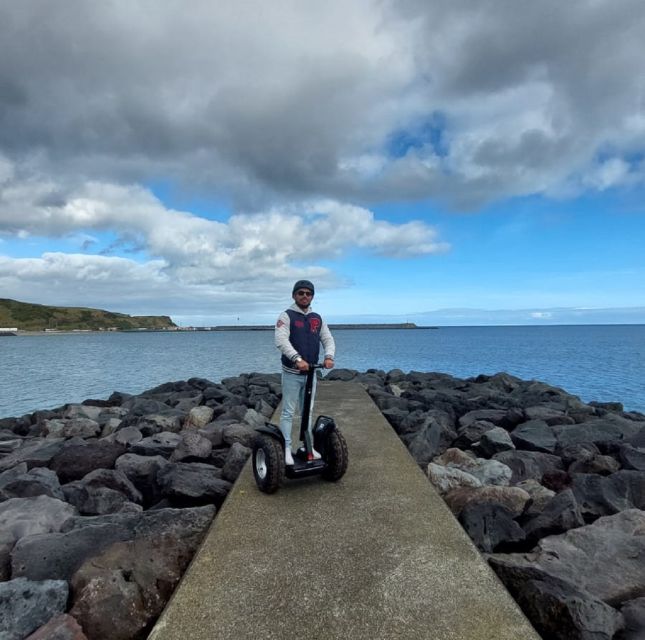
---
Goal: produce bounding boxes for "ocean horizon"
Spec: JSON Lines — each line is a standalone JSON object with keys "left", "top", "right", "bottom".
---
{"left": 1, "top": 324, "right": 644, "bottom": 419}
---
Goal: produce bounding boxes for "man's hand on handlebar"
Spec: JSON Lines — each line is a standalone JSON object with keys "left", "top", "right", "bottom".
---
{"left": 296, "top": 359, "right": 309, "bottom": 372}
{"left": 323, "top": 357, "right": 334, "bottom": 369}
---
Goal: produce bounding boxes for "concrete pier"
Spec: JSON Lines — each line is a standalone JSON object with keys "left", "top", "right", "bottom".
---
{"left": 149, "top": 381, "right": 539, "bottom": 640}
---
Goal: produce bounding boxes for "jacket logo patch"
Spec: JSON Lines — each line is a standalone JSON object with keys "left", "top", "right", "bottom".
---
{"left": 294, "top": 320, "right": 305, "bottom": 328}
{"left": 309, "top": 318, "right": 321, "bottom": 333}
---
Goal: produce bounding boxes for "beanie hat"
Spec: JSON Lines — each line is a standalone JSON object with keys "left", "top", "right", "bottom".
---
{"left": 292, "top": 279, "right": 315, "bottom": 295}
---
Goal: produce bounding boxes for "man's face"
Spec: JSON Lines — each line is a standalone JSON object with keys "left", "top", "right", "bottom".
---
{"left": 293, "top": 288, "right": 314, "bottom": 310}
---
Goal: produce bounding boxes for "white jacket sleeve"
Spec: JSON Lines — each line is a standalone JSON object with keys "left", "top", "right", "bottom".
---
{"left": 275, "top": 311, "right": 299, "bottom": 361}
{"left": 320, "top": 320, "right": 335, "bottom": 360}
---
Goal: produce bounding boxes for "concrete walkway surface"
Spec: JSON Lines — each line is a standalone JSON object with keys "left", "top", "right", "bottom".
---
{"left": 149, "top": 381, "right": 540, "bottom": 640}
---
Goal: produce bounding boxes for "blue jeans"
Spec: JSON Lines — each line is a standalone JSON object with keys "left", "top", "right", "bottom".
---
{"left": 280, "top": 370, "right": 317, "bottom": 451}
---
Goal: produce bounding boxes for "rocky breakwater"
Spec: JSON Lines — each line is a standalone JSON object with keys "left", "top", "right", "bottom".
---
{"left": 327, "top": 368, "right": 645, "bottom": 640}
{"left": 0, "top": 373, "right": 281, "bottom": 640}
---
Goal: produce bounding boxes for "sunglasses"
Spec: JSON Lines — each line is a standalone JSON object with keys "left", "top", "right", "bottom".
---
{"left": 295, "top": 290, "right": 313, "bottom": 297}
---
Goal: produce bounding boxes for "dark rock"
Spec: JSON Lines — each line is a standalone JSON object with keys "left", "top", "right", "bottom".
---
{"left": 476, "top": 427, "right": 515, "bottom": 457}
{"left": 618, "top": 444, "right": 645, "bottom": 471}
{"left": 568, "top": 454, "right": 620, "bottom": 475}
{"left": 325, "top": 368, "right": 359, "bottom": 381}
{"left": 458, "top": 502, "right": 525, "bottom": 552}
{"left": 493, "top": 450, "right": 563, "bottom": 484}
{"left": 542, "top": 470, "right": 572, "bottom": 492}
{"left": 115, "top": 453, "right": 169, "bottom": 505}
{"left": 157, "top": 462, "right": 232, "bottom": 506}
{"left": 0, "top": 467, "right": 64, "bottom": 501}
{"left": 24, "top": 613, "right": 88, "bottom": 640}
{"left": 0, "top": 438, "right": 67, "bottom": 472}
{"left": 443, "top": 485, "right": 530, "bottom": 518}
{"left": 12, "top": 505, "right": 215, "bottom": 581}
{"left": 458, "top": 409, "right": 515, "bottom": 430}
{"left": 0, "top": 577, "right": 69, "bottom": 640}
{"left": 496, "top": 509, "right": 645, "bottom": 607}
{"left": 627, "top": 427, "right": 645, "bottom": 448}
{"left": 510, "top": 420, "right": 557, "bottom": 454}
{"left": 128, "top": 413, "right": 183, "bottom": 436}
{"left": 49, "top": 442, "right": 125, "bottom": 483}
{"left": 553, "top": 416, "right": 644, "bottom": 449}
{"left": 619, "top": 597, "right": 645, "bottom": 640}
{"left": 489, "top": 557, "right": 623, "bottom": 640}
{"left": 434, "top": 448, "right": 512, "bottom": 486}
{"left": 221, "top": 423, "right": 256, "bottom": 448}
{"left": 11, "top": 522, "right": 133, "bottom": 581}
{"left": 170, "top": 430, "right": 213, "bottom": 462}
{"left": 523, "top": 405, "right": 576, "bottom": 426}
{"left": 70, "top": 537, "right": 194, "bottom": 640}
{"left": 523, "top": 488, "right": 585, "bottom": 542}
{"left": 453, "top": 420, "right": 497, "bottom": 449}
{"left": 222, "top": 442, "right": 251, "bottom": 482}
{"left": 571, "top": 471, "right": 645, "bottom": 520}
{"left": 401, "top": 411, "right": 457, "bottom": 467}
{"left": 558, "top": 442, "right": 601, "bottom": 466}
{"left": 130, "top": 432, "right": 182, "bottom": 457}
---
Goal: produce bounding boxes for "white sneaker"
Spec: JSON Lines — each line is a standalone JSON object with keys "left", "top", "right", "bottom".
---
{"left": 285, "top": 448, "right": 294, "bottom": 466}
{"left": 311, "top": 448, "right": 322, "bottom": 460}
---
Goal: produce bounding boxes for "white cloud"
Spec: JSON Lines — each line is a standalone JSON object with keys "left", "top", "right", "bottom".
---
{"left": 0, "top": 1, "right": 644, "bottom": 208}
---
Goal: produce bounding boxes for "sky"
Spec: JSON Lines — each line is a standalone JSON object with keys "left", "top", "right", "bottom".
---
{"left": 0, "top": 0, "right": 644, "bottom": 326}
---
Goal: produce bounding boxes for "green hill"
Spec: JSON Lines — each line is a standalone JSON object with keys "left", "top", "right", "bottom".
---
{"left": 0, "top": 299, "right": 177, "bottom": 331}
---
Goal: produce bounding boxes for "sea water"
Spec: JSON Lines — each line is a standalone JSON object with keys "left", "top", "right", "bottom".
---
{"left": 1, "top": 324, "right": 644, "bottom": 418}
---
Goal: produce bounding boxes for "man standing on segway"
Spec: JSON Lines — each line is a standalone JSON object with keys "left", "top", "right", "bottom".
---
{"left": 275, "top": 279, "right": 335, "bottom": 466}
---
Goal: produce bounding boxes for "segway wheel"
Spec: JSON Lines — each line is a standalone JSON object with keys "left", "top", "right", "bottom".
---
{"left": 252, "top": 435, "right": 284, "bottom": 493}
{"left": 322, "top": 429, "right": 348, "bottom": 481}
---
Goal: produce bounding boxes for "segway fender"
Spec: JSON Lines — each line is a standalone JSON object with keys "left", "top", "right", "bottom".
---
{"left": 313, "top": 415, "right": 336, "bottom": 453}
{"left": 255, "top": 423, "right": 284, "bottom": 445}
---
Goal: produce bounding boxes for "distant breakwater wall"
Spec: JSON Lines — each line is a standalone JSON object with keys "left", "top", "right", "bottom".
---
{"left": 1, "top": 370, "right": 645, "bottom": 639}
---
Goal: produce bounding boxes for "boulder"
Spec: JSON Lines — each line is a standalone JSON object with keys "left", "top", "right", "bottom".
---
{"left": 11, "top": 505, "right": 215, "bottom": 581}
{"left": 0, "top": 438, "right": 67, "bottom": 472}
{"left": 184, "top": 406, "right": 215, "bottom": 429}
{"left": 443, "top": 485, "right": 530, "bottom": 518}
{"left": 222, "top": 442, "right": 251, "bottom": 482}
{"left": 24, "top": 613, "right": 88, "bottom": 640}
{"left": 130, "top": 432, "right": 182, "bottom": 457}
{"left": 170, "top": 430, "right": 213, "bottom": 462}
{"left": 131, "top": 413, "right": 183, "bottom": 436}
{"left": 495, "top": 509, "right": 645, "bottom": 607}
{"left": 516, "top": 479, "right": 556, "bottom": 517}
{"left": 568, "top": 454, "right": 620, "bottom": 476}
{"left": 453, "top": 420, "right": 497, "bottom": 449}
{"left": 49, "top": 442, "right": 126, "bottom": 483}
{"left": 70, "top": 533, "right": 204, "bottom": 640}
{"left": 492, "top": 450, "right": 563, "bottom": 484}
{"left": 0, "top": 578, "right": 69, "bottom": 640}
{"left": 523, "top": 405, "right": 576, "bottom": 426}
{"left": 115, "top": 453, "right": 169, "bottom": 505}
{"left": 476, "top": 426, "right": 515, "bottom": 457}
{"left": 553, "top": 416, "right": 644, "bottom": 449}
{"left": 156, "top": 462, "right": 232, "bottom": 506}
{"left": 222, "top": 423, "right": 256, "bottom": 448}
{"left": 618, "top": 444, "right": 645, "bottom": 471}
{"left": 434, "top": 448, "right": 512, "bottom": 486}
{"left": 401, "top": 411, "right": 457, "bottom": 467}
{"left": 43, "top": 417, "right": 101, "bottom": 439}
{"left": 458, "top": 409, "right": 516, "bottom": 430}
{"left": 489, "top": 557, "right": 624, "bottom": 640}
{"left": 620, "top": 597, "right": 645, "bottom": 640}
{"left": 510, "top": 420, "right": 557, "bottom": 454}
{"left": 0, "top": 467, "right": 64, "bottom": 501}
{"left": 0, "top": 496, "right": 76, "bottom": 548}
{"left": 426, "top": 463, "right": 482, "bottom": 495}
{"left": 523, "top": 488, "right": 585, "bottom": 542}
{"left": 458, "top": 503, "right": 526, "bottom": 552}
{"left": 113, "top": 426, "right": 143, "bottom": 446}
{"left": 571, "top": 471, "right": 645, "bottom": 520}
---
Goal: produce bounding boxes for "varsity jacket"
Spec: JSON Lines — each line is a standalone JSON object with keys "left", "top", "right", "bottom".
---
{"left": 275, "top": 303, "right": 335, "bottom": 374}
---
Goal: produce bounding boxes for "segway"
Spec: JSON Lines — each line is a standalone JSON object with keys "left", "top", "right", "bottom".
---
{"left": 252, "top": 364, "right": 348, "bottom": 493}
